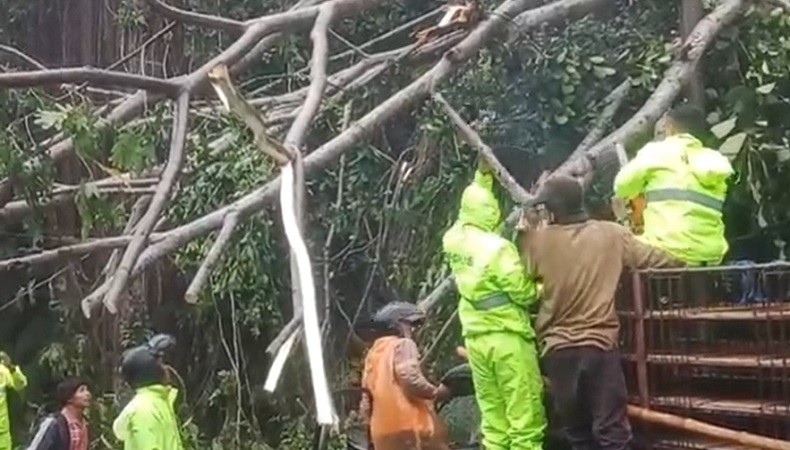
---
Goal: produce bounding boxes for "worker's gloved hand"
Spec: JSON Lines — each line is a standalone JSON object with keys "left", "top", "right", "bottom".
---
{"left": 0, "top": 352, "right": 11, "bottom": 367}
{"left": 435, "top": 384, "right": 452, "bottom": 402}
{"left": 477, "top": 156, "right": 492, "bottom": 174}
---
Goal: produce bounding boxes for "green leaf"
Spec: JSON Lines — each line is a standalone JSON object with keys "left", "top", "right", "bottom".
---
{"left": 111, "top": 132, "right": 155, "bottom": 172}
{"left": 561, "top": 84, "right": 575, "bottom": 95}
{"left": 554, "top": 114, "right": 569, "bottom": 125}
{"left": 776, "top": 148, "right": 790, "bottom": 164}
{"left": 719, "top": 132, "right": 747, "bottom": 159}
{"left": 588, "top": 56, "right": 605, "bottom": 64}
{"left": 592, "top": 66, "right": 616, "bottom": 79}
{"left": 756, "top": 82, "right": 776, "bottom": 94}
{"left": 34, "top": 110, "right": 66, "bottom": 130}
{"left": 711, "top": 117, "right": 737, "bottom": 139}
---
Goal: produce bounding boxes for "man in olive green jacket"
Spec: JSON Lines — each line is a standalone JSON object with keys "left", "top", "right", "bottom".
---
{"left": 442, "top": 161, "right": 546, "bottom": 450}
{"left": 0, "top": 352, "right": 26, "bottom": 450}
{"left": 614, "top": 105, "right": 734, "bottom": 265}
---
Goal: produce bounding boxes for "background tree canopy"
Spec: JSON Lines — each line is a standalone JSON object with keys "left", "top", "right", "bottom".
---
{"left": 0, "top": 0, "right": 788, "bottom": 447}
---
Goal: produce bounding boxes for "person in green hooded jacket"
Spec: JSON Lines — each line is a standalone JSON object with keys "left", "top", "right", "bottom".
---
{"left": 0, "top": 351, "right": 26, "bottom": 450}
{"left": 442, "top": 160, "right": 546, "bottom": 450}
{"left": 614, "top": 105, "right": 734, "bottom": 265}
{"left": 113, "top": 334, "right": 183, "bottom": 450}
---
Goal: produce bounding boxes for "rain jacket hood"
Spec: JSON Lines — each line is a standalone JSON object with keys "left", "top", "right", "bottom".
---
{"left": 113, "top": 384, "right": 183, "bottom": 450}
{"left": 457, "top": 171, "right": 501, "bottom": 232}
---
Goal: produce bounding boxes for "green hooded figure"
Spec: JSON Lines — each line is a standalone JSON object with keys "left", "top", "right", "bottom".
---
{"left": 442, "top": 167, "right": 546, "bottom": 450}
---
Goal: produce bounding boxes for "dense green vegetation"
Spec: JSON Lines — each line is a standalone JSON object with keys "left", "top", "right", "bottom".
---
{"left": 0, "top": 0, "right": 787, "bottom": 448}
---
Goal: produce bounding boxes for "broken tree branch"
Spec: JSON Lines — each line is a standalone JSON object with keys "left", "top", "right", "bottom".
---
{"left": 208, "top": 64, "right": 291, "bottom": 164}
{"left": 433, "top": 92, "right": 531, "bottom": 204}
{"left": 101, "top": 92, "right": 191, "bottom": 314}
{"left": 143, "top": 0, "right": 247, "bottom": 34}
{"left": 184, "top": 210, "right": 240, "bottom": 304}
{"left": 74, "top": 0, "right": 598, "bottom": 317}
{"left": 0, "top": 68, "right": 181, "bottom": 95}
{"left": 0, "top": 234, "right": 165, "bottom": 273}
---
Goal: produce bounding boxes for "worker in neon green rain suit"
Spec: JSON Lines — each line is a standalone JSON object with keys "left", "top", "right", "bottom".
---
{"left": 442, "top": 160, "right": 546, "bottom": 450}
{"left": 0, "top": 351, "right": 26, "bottom": 450}
{"left": 614, "top": 105, "right": 734, "bottom": 266}
{"left": 113, "top": 334, "right": 183, "bottom": 450}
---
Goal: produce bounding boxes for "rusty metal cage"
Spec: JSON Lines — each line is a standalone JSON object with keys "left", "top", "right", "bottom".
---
{"left": 617, "top": 263, "right": 790, "bottom": 449}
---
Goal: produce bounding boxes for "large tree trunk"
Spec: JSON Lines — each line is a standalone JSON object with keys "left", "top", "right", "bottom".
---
{"left": 20, "top": 0, "right": 189, "bottom": 75}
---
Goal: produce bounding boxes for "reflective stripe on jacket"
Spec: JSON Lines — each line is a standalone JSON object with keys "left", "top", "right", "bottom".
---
{"left": 442, "top": 170, "right": 538, "bottom": 339}
{"left": 0, "top": 365, "right": 27, "bottom": 450}
{"left": 614, "top": 134, "right": 734, "bottom": 265}
{"left": 113, "top": 385, "right": 183, "bottom": 450}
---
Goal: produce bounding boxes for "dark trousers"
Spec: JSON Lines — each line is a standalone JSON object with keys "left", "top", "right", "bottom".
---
{"left": 543, "top": 347, "right": 632, "bottom": 450}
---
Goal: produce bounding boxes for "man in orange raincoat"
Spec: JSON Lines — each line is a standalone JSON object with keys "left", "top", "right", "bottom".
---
{"left": 360, "top": 302, "right": 452, "bottom": 450}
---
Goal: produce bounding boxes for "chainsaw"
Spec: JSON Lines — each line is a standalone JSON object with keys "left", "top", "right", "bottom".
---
{"left": 611, "top": 143, "right": 646, "bottom": 235}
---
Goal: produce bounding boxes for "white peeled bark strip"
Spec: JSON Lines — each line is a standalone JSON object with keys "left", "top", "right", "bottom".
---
{"left": 263, "top": 329, "right": 299, "bottom": 393}
{"left": 280, "top": 163, "right": 336, "bottom": 425}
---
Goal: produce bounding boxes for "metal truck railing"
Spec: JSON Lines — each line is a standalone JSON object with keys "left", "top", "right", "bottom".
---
{"left": 617, "top": 263, "right": 790, "bottom": 449}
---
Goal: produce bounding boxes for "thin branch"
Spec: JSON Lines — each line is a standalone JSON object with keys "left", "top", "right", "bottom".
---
{"left": 284, "top": 3, "right": 337, "bottom": 149}
{"left": 184, "top": 210, "right": 240, "bottom": 304}
{"left": 100, "top": 195, "right": 152, "bottom": 281}
{"left": 572, "top": 78, "right": 632, "bottom": 156}
{"left": 0, "top": 68, "right": 181, "bottom": 95}
{"left": 143, "top": 0, "right": 247, "bottom": 34}
{"left": 107, "top": 22, "right": 179, "bottom": 71}
{"left": 266, "top": 317, "right": 302, "bottom": 356}
{"left": 101, "top": 92, "right": 191, "bottom": 314}
{"left": 0, "top": 44, "right": 47, "bottom": 70}
{"left": 420, "top": 308, "right": 459, "bottom": 364}
{"left": 0, "top": 235, "right": 165, "bottom": 273}
{"left": 433, "top": 92, "right": 531, "bottom": 204}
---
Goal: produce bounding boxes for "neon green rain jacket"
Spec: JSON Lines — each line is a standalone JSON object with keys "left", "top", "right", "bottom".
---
{"left": 443, "top": 170, "right": 546, "bottom": 450}
{"left": 0, "top": 365, "right": 26, "bottom": 450}
{"left": 113, "top": 385, "right": 184, "bottom": 450}
{"left": 614, "top": 134, "right": 734, "bottom": 265}
{"left": 442, "top": 170, "right": 539, "bottom": 338}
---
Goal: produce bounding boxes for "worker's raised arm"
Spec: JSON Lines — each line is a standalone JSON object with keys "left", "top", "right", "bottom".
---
{"left": 0, "top": 352, "right": 26, "bottom": 391}
{"left": 491, "top": 241, "right": 539, "bottom": 309}
{"left": 614, "top": 143, "right": 659, "bottom": 200}
{"left": 619, "top": 225, "right": 683, "bottom": 270}
{"left": 8, "top": 365, "right": 26, "bottom": 391}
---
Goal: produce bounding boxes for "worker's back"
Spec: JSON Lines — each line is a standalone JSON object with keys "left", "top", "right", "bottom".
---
{"left": 614, "top": 134, "right": 733, "bottom": 264}
{"left": 362, "top": 336, "right": 448, "bottom": 450}
{"left": 520, "top": 220, "right": 677, "bottom": 355}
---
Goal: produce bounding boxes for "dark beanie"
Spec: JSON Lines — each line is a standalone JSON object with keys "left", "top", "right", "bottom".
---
{"left": 538, "top": 175, "right": 585, "bottom": 219}
{"left": 56, "top": 377, "right": 88, "bottom": 407}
